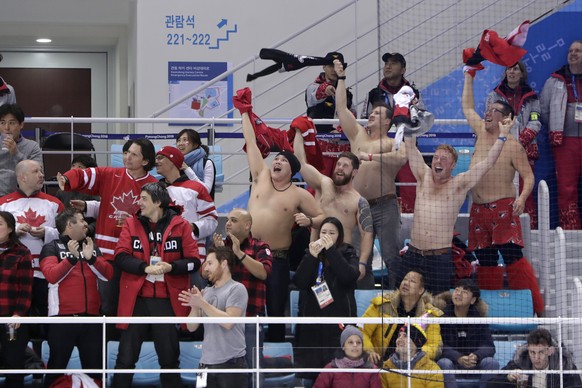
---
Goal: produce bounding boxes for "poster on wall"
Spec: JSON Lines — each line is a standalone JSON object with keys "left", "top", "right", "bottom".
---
{"left": 168, "top": 61, "right": 233, "bottom": 124}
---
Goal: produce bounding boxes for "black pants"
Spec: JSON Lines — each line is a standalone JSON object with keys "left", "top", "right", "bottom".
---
{"left": 203, "top": 356, "right": 248, "bottom": 388}
{"left": 0, "top": 323, "right": 29, "bottom": 388}
{"left": 44, "top": 322, "right": 103, "bottom": 387}
{"left": 265, "top": 251, "right": 289, "bottom": 342}
{"left": 112, "top": 297, "right": 183, "bottom": 388}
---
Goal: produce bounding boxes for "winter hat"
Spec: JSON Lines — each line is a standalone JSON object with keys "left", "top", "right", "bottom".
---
{"left": 340, "top": 325, "right": 363, "bottom": 347}
{"left": 400, "top": 323, "right": 428, "bottom": 348}
{"left": 157, "top": 146, "right": 184, "bottom": 170}
{"left": 276, "top": 150, "right": 301, "bottom": 178}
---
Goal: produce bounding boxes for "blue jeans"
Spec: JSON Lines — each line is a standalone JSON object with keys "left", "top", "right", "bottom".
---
{"left": 437, "top": 356, "right": 499, "bottom": 388}
{"left": 395, "top": 247, "right": 453, "bottom": 295}
{"left": 352, "top": 196, "right": 400, "bottom": 289}
{"left": 265, "top": 251, "right": 289, "bottom": 342}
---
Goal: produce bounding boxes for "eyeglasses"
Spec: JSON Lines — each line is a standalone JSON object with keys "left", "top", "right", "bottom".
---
{"left": 485, "top": 107, "right": 505, "bottom": 115}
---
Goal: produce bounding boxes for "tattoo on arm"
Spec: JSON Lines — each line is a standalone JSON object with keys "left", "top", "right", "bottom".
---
{"left": 358, "top": 197, "right": 374, "bottom": 233}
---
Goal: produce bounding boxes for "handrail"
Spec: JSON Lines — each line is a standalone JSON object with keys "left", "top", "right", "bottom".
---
{"left": 537, "top": 180, "right": 551, "bottom": 314}
{"left": 149, "top": 0, "right": 358, "bottom": 118}
{"left": 554, "top": 227, "right": 567, "bottom": 318}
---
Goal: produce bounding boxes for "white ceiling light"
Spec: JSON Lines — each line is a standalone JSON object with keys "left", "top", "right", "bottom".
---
{"left": 36, "top": 38, "right": 52, "bottom": 43}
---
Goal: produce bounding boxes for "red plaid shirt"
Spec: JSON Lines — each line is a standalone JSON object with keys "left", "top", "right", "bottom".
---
{"left": 0, "top": 242, "right": 33, "bottom": 317}
{"left": 227, "top": 234, "right": 272, "bottom": 317}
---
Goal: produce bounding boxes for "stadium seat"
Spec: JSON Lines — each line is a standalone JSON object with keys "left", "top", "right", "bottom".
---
{"left": 106, "top": 341, "right": 160, "bottom": 386}
{"left": 355, "top": 289, "right": 381, "bottom": 317}
{"left": 289, "top": 290, "right": 299, "bottom": 335}
{"left": 480, "top": 289, "right": 536, "bottom": 333}
{"left": 494, "top": 339, "right": 526, "bottom": 368}
{"left": 179, "top": 341, "right": 203, "bottom": 386}
{"left": 263, "top": 342, "right": 295, "bottom": 387}
{"left": 208, "top": 145, "right": 224, "bottom": 192}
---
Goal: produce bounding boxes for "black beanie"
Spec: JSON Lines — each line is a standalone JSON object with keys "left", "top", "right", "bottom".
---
{"left": 276, "top": 151, "right": 301, "bottom": 178}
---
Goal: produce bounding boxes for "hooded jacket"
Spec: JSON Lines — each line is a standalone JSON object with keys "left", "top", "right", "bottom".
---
{"left": 361, "top": 290, "right": 443, "bottom": 361}
{"left": 540, "top": 65, "right": 576, "bottom": 137}
{"left": 488, "top": 339, "right": 582, "bottom": 387}
{"left": 114, "top": 207, "right": 200, "bottom": 329}
{"left": 381, "top": 351, "right": 444, "bottom": 388}
{"left": 433, "top": 292, "right": 495, "bottom": 363}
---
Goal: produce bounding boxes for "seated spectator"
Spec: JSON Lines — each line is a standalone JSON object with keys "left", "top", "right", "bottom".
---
{"left": 381, "top": 324, "right": 444, "bottom": 387}
{"left": 293, "top": 216, "right": 359, "bottom": 386}
{"left": 434, "top": 279, "right": 498, "bottom": 388}
{"left": 488, "top": 327, "right": 582, "bottom": 387}
{"left": 0, "top": 103, "right": 43, "bottom": 197}
{"left": 175, "top": 128, "right": 217, "bottom": 198}
{"left": 313, "top": 325, "right": 381, "bottom": 388}
{"left": 361, "top": 270, "right": 443, "bottom": 365}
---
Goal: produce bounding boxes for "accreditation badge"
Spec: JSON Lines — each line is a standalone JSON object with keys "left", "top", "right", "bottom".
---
{"left": 575, "top": 103, "right": 582, "bottom": 123}
{"left": 311, "top": 281, "right": 334, "bottom": 309}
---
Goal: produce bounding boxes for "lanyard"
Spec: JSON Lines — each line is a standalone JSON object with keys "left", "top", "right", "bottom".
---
{"left": 572, "top": 75, "right": 580, "bottom": 102}
{"left": 315, "top": 262, "right": 324, "bottom": 285}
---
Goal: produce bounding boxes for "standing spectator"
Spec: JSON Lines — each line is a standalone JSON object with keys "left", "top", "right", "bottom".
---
{"left": 313, "top": 325, "right": 381, "bottom": 388}
{"left": 212, "top": 208, "right": 272, "bottom": 387}
{"left": 155, "top": 146, "right": 218, "bottom": 270}
{"left": 0, "top": 53, "right": 16, "bottom": 107}
{"left": 0, "top": 104, "right": 43, "bottom": 197}
{"left": 57, "top": 138, "right": 158, "bottom": 316}
{"left": 176, "top": 128, "right": 217, "bottom": 198}
{"left": 0, "top": 211, "right": 33, "bottom": 388}
{"left": 293, "top": 217, "right": 359, "bottom": 386}
{"left": 361, "top": 270, "right": 443, "bottom": 365}
{"left": 334, "top": 59, "right": 408, "bottom": 289}
{"left": 487, "top": 61, "right": 541, "bottom": 228}
{"left": 179, "top": 246, "right": 249, "bottom": 388}
{"left": 235, "top": 92, "right": 325, "bottom": 342}
{"left": 361, "top": 52, "right": 422, "bottom": 119}
{"left": 381, "top": 325, "right": 444, "bottom": 388}
{"left": 293, "top": 129, "right": 375, "bottom": 289}
{"left": 462, "top": 68, "right": 543, "bottom": 316}
{"left": 305, "top": 52, "right": 355, "bottom": 133}
{"left": 112, "top": 182, "right": 199, "bottom": 388}
{"left": 487, "top": 328, "right": 582, "bottom": 387}
{"left": 434, "top": 279, "right": 498, "bottom": 388}
{"left": 0, "top": 160, "right": 64, "bottom": 322}
{"left": 39, "top": 208, "right": 113, "bottom": 387}
{"left": 540, "top": 40, "right": 582, "bottom": 230}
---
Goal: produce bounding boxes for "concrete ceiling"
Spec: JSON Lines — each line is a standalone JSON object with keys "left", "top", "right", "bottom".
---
{"left": 0, "top": 0, "right": 131, "bottom": 51}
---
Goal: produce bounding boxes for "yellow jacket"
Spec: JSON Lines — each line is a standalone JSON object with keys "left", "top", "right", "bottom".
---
{"left": 381, "top": 352, "right": 444, "bottom": 388}
{"left": 361, "top": 290, "right": 443, "bottom": 360}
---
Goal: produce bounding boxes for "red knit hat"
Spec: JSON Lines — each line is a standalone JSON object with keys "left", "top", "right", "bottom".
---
{"left": 156, "top": 146, "right": 184, "bottom": 170}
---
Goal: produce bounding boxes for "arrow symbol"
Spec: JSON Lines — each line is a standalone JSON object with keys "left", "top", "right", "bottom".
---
{"left": 217, "top": 19, "right": 228, "bottom": 29}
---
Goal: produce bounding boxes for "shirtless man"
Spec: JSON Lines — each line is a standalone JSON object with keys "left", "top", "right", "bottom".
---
{"left": 293, "top": 131, "right": 375, "bottom": 288}
{"left": 334, "top": 59, "right": 407, "bottom": 288}
{"left": 396, "top": 119, "right": 511, "bottom": 294}
{"left": 240, "top": 107, "right": 325, "bottom": 342}
{"left": 462, "top": 71, "right": 543, "bottom": 315}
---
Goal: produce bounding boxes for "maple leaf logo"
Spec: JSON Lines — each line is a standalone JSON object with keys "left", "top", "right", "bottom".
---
{"left": 16, "top": 208, "right": 46, "bottom": 227}
{"left": 110, "top": 191, "right": 140, "bottom": 219}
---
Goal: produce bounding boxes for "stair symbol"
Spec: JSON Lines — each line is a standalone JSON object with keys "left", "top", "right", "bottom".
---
{"left": 209, "top": 24, "right": 238, "bottom": 50}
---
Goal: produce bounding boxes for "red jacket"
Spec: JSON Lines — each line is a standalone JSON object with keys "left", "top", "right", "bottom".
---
{"left": 313, "top": 359, "right": 381, "bottom": 388}
{"left": 114, "top": 208, "right": 200, "bottom": 329}
{"left": 40, "top": 236, "right": 113, "bottom": 316}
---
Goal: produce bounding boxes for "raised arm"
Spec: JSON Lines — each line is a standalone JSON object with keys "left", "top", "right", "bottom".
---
{"left": 458, "top": 118, "right": 513, "bottom": 190}
{"left": 293, "top": 128, "right": 324, "bottom": 191}
{"left": 241, "top": 112, "right": 269, "bottom": 180}
{"left": 404, "top": 137, "right": 430, "bottom": 183}
{"left": 334, "top": 60, "right": 361, "bottom": 142}
{"left": 462, "top": 72, "right": 484, "bottom": 133}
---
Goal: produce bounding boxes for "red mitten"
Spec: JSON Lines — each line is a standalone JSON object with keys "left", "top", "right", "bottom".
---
{"left": 519, "top": 127, "right": 537, "bottom": 146}
{"left": 525, "top": 143, "right": 539, "bottom": 160}
{"left": 233, "top": 87, "right": 253, "bottom": 114}
{"left": 549, "top": 131, "right": 563, "bottom": 147}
